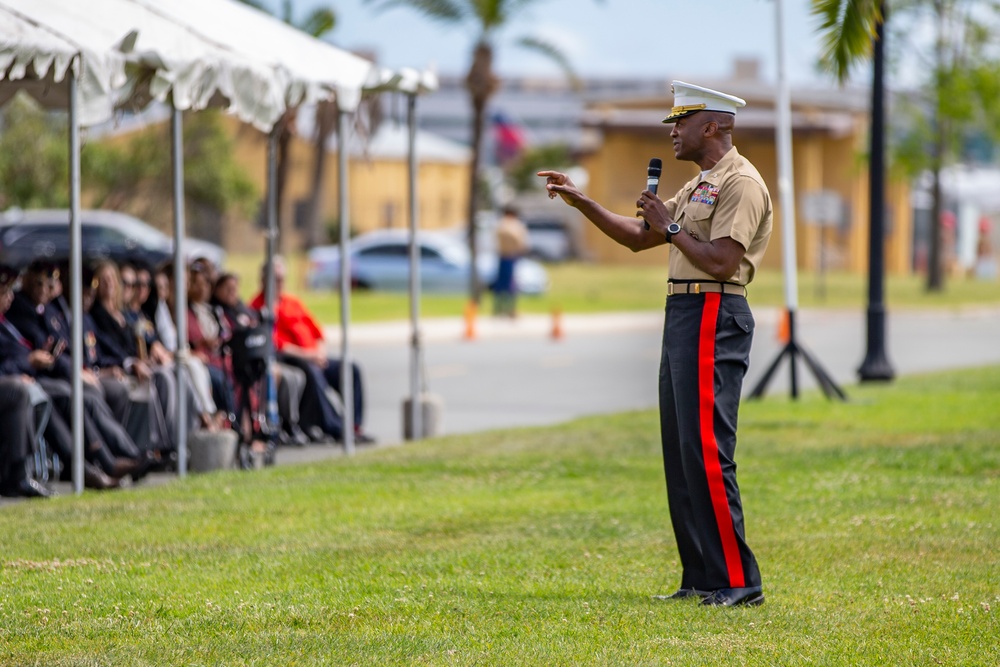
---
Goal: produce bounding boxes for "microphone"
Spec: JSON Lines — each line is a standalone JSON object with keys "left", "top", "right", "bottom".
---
{"left": 642, "top": 158, "right": 662, "bottom": 230}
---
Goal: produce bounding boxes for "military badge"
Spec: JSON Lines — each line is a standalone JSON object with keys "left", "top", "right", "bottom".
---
{"left": 691, "top": 183, "right": 720, "bottom": 205}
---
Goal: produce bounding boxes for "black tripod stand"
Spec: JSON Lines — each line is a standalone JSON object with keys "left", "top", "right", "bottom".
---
{"left": 749, "top": 308, "right": 846, "bottom": 400}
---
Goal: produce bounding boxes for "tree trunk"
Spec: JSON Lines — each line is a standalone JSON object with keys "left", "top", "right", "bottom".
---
{"left": 926, "top": 0, "right": 946, "bottom": 293}
{"left": 275, "top": 109, "right": 296, "bottom": 256}
{"left": 465, "top": 42, "right": 499, "bottom": 305}
{"left": 306, "top": 100, "right": 338, "bottom": 248}
{"left": 927, "top": 132, "right": 945, "bottom": 292}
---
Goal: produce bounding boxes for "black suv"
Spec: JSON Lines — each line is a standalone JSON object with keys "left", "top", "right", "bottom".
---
{"left": 0, "top": 209, "right": 224, "bottom": 270}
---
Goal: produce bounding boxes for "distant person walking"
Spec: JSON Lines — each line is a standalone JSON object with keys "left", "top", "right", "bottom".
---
{"left": 493, "top": 205, "right": 529, "bottom": 317}
{"left": 539, "top": 81, "right": 772, "bottom": 607}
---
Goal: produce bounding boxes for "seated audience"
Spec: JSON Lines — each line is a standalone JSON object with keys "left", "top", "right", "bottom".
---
{"left": 89, "top": 260, "right": 177, "bottom": 454}
{"left": 0, "top": 264, "right": 125, "bottom": 490}
{"left": 213, "top": 271, "right": 309, "bottom": 446}
{"left": 6, "top": 261, "right": 150, "bottom": 480}
{"left": 186, "top": 259, "right": 235, "bottom": 423}
{"left": 250, "top": 256, "right": 373, "bottom": 444}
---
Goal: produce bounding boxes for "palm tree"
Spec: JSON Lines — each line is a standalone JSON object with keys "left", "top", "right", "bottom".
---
{"left": 812, "top": 0, "right": 895, "bottom": 379}
{"left": 366, "top": 0, "right": 586, "bottom": 304}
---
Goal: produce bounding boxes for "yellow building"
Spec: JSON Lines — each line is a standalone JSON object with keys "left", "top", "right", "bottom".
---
{"left": 91, "top": 109, "right": 471, "bottom": 256}
{"left": 577, "top": 78, "right": 912, "bottom": 275}
{"left": 226, "top": 113, "right": 472, "bottom": 254}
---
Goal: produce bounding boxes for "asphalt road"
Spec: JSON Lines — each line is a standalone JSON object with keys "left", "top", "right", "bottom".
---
{"left": 338, "top": 305, "right": 1000, "bottom": 445}
{"left": 6, "top": 303, "right": 998, "bottom": 502}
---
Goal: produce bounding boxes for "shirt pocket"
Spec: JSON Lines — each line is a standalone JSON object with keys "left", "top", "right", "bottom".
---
{"left": 681, "top": 201, "right": 715, "bottom": 239}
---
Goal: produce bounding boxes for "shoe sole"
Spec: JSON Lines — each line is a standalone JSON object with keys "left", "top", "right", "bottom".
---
{"left": 703, "top": 593, "right": 765, "bottom": 607}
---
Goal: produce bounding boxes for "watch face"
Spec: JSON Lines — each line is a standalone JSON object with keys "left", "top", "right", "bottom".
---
{"left": 668, "top": 223, "right": 681, "bottom": 234}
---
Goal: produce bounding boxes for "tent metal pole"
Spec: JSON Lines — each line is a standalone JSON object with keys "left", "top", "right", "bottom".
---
{"left": 263, "top": 127, "right": 279, "bottom": 441}
{"left": 406, "top": 91, "right": 422, "bottom": 439}
{"left": 69, "top": 66, "right": 84, "bottom": 495}
{"left": 172, "top": 107, "right": 189, "bottom": 477}
{"left": 338, "top": 106, "right": 354, "bottom": 455}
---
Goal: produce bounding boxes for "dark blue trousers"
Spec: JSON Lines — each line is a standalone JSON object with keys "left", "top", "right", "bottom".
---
{"left": 279, "top": 355, "right": 365, "bottom": 440}
{"left": 658, "top": 292, "right": 762, "bottom": 592}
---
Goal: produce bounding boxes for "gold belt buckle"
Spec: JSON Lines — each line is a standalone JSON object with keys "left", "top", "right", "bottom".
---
{"left": 692, "top": 283, "right": 701, "bottom": 294}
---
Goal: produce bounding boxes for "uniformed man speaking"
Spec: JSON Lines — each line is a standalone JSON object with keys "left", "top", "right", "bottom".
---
{"left": 539, "top": 81, "right": 772, "bottom": 607}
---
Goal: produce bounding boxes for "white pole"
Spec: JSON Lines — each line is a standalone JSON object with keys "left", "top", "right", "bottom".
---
{"left": 338, "top": 106, "right": 354, "bottom": 455}
{"left": 264, "top": 128, "right": 279, "bottom": 442}
{"left": 775, "top": 0, "right": 799, "bottom": 312}
{"left": 68, "top": 64, "right": 84, "bottom": 495}
{"left": 406, "top": 91, "right": 422, "bottom": 439}
{"left": 171, "top": 107, "right": 189, "bottom": 477}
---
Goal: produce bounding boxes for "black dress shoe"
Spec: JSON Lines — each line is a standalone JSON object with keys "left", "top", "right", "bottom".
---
{"left": 288, "top": 426, "right": 310, "bottom": 447}
{"left": 128, "top": 454, "right": 155, "bottom": 482}
{"left": 84, "top": 465, "right": 121, "bottom": 491}
{"left": 701, "top": 586, "right": 765, "bottom": 607}
{"left": 652, "top": 588, "right": 712, "bottom": 601}
{"left": 354, "top": 430, "right": 376, "bottom": 445}
{"left": 1, "top": 477, "right": 54, "bottom": 499}
{"left": 307, "top": 426, "right": 329, "bottom": 443}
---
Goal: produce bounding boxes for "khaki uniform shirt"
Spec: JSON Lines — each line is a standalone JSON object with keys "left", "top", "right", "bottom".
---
{"left": 663, "top": 146, "right": 772, "bottom": 285}
{"left": 496, "top": 214, "right": 529, "bottom": 258}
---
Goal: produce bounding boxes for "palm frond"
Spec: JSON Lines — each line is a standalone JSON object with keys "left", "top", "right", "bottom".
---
{"left": 364, "top": 0, "right": 467, "bottom": 24}
{"left": 811, "top": 0, "right": 882, "bottom": 82}
{"left": 515, "top": 36, "right": 579, "bottom": 89}
{"left": 300, "top": 7, "right": 337, "bottom": 38}
{"left": 232, "top": 0, "right": 268, "bottom": 11}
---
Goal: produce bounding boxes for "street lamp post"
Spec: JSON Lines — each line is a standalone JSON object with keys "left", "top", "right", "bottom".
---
{"left": 858, "top": 1, "right": 896, "bottom": 382}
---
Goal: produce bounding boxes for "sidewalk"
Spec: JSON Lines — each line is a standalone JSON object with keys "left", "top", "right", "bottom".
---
{"left": 321, "top": 310, "right": 672, "bottom": 347}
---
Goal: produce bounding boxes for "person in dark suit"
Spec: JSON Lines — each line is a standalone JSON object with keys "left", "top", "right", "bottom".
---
{"left": 0, "top": 375, "right": 53, "bottom": 498}
{"left": 50, "top": 262, "right": 131, "bottom": 421}
{"left": 0, "top": 264, "right": 122, "bottom": 490}
{"left": 89, "top": 260, "right": 177, "bottom": 454}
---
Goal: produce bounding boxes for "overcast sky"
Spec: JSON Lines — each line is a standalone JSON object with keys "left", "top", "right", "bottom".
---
{"left": 258, "top": 0, "right": 837, "bottom": 85}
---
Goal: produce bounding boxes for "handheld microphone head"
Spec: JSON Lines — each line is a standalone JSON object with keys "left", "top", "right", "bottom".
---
{"left": 642, "top": 158, "right": 663, "bottom": 230}
{"left": 646, "top": 158, "right": 662, "bottom": 194}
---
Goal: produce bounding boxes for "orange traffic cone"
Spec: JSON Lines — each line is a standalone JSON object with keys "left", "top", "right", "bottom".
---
{"left": 463, "top": 301, "right": 477, "bottom": 340}
{"left": 777, "top": 308, "right": 790, "bottom": 344}
{"left": 551, "top": 307, "right": 564, "bottom": 340}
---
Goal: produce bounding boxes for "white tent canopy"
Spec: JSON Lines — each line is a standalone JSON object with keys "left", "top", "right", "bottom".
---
{"left": 132, "top": 0, "right": 376, "bottom": 113}
{"left": 0, "top": 4, "right": 127, "bottom": 125}
{"left": 1, "top": 0, "right": 288, "bottom": 129}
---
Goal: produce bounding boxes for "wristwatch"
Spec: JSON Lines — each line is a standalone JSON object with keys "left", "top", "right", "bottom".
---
{"left": 665, "top": 222, "right": 682, "bottom": 243}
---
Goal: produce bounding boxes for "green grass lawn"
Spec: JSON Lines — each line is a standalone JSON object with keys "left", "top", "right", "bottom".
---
{"left": 1, "top": 367, "right": 998, "bottom": 665}
{"left": 225, "top": 253, "right": 1000, "bottom": 324}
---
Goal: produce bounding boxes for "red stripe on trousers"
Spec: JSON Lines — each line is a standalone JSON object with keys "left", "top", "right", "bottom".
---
{"left": 698, "top": 293, "right": 745, "bottom": 588}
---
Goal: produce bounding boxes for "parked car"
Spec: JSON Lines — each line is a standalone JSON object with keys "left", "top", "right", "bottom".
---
{"left": 307, "top": 229, "right": 549, "bottom": 294}
{"left": 524, "top": 216, "right": 574, "bottom": 262}
{"left": 0, "top": 208, "right": 226, "bottom": 270}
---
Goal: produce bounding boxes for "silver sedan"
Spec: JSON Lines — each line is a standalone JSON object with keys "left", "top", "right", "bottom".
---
{"left": 307, "top": 229, "right": 549, "bottom": 294}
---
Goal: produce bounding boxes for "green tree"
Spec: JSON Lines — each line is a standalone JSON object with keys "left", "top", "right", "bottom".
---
{"left": 812, "top": 0, "right": 1000, "bottom": 291}
{"left": 84, "top": 110, "right": 259, "bottom": 242}
{"left": 0, "top": 98, "right": 258, "bottom": 241}
{"left": 0, "top": 96, "right": 71, "bottom": 209}
{"left": 365, "top": 0, "right": 592, "bottom": 304}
